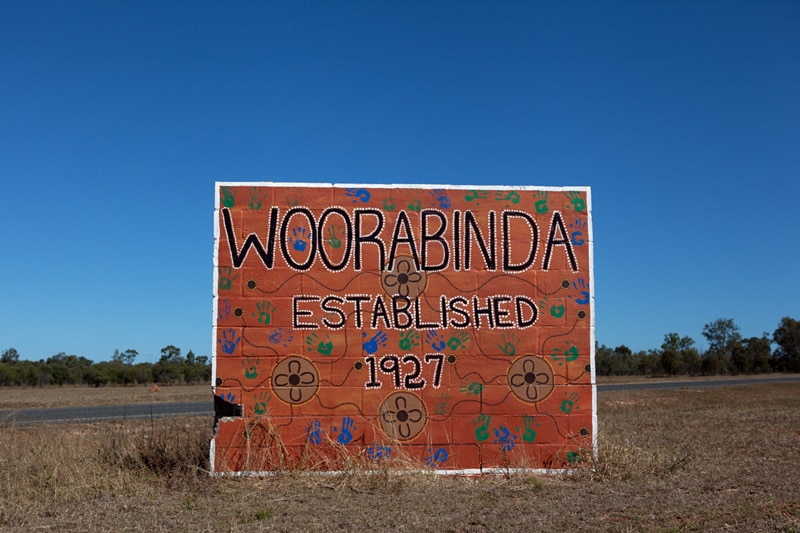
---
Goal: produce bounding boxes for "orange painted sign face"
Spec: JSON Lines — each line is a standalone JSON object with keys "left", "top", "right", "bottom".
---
{"left": 212, "top": 183, "right": 595, "bottom": 474}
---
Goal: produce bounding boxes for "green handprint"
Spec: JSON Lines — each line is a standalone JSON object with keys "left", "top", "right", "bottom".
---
{"left": 383, "top": 198, "right": 396, "bottom": 211}
{"left": 324, "top": 225, "right": 342, "bottom": 249}
{"left": 248, "top": 187, "right": 266, "bottom": 210}
{"left": 221, "top": 186, "right": 235, "bottom": 208}
{"left": 253, "top": 391, "right": 271, "bottom": 415}
{"left": 498, "top": 333, "right": 519, "bottom": 356}
{"left": 447, "top": 332, "right": 470, "bottom": 351}
{"left": 460, "top": 381, "right": 484, "bottom": 396}
{"left": 533, "top": 191, "right": 550, "bottom": 214}
{"left": 464, "top": 190, "right": 489, "bottom": 203}
{"left": 253, "top": 301, "right": 277, "bottom": 325}
{"left": 399, "top": 330, "right": 420, "bottom": 350}
{"left": 520, "top": 415, "right": 537, "bottom": 443}
{"left": 407, "top": 199, "right": 422, "bottom": 211}
{"left": 305, "top": 333, "right": 333, "bottom": 356}
{"left": 242, "top": 357, "right": 259, "bottom": 379}
{"left": 560, "top": 392, "right": 581, "bottom": 413}
{"left": 473, "top": 414, "right": 492, "bottom": 442}
{"left": 495, "top": 190, "right": 520, "bottom": 204}
{"left": 551, "top": 344, "right": 580, "bottom": 364}
{"left": 539, "top": 298, "right": 566, "bottom": 318}
{"left": 565, "top": 191, "right": 586, "bottom": 212}
{"left": 218, "top": 267, "right": 238, "bottom": 291}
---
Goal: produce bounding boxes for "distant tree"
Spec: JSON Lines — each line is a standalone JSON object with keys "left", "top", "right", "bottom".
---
{"left": 160, "top": 345, "right": 182, "bottom": 362}
{"left": 773, "top": 317, "right": 800, "bottom": 372}
{"left": 732, "top": 335, "right": 772, "bottom": 374}
{"left": 1, "top": 348, "right": 20, "bottom": 364}
{"left": 702, "top": 318, "right": 742, "bottom": 374}
{"left": 111, "top": 349, "right": 138, "bottom": 365}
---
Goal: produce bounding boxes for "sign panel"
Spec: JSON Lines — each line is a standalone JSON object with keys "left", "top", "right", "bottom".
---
{"left": 211, "top": 183, "right": 595, "bottom": 474}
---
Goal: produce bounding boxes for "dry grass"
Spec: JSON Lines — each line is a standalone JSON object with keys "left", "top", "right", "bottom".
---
{"left": 0, "top": 384, "right": 210, "bottom": 409}
{"left": 1, "top": 383, "right": 799, "bottom": 532}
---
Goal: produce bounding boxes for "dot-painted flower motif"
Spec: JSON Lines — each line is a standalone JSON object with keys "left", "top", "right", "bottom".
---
{"left": 508, "top": 355, "right": 554, "bottom": 403}
{"left": 379, "top": 391, "right": 427, "bottom": 441}
{"left": 381, "top": 256, "right": 426, "bottom": 299}
{"left": 272, "top": 356, "right": 318, "bottom": 405}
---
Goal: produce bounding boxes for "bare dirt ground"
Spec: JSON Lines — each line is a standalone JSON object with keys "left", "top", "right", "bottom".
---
{"left": 2, "top": 382, "right": 799, "bottom": 531}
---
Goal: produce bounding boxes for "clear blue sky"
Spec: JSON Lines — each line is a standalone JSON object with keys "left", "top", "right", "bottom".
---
{"left": 1, "top": 1, "right": 798, "bottom": 363}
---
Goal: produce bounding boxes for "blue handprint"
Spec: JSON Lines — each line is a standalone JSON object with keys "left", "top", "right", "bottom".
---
{"left": 425, "top": 331, "right": 447, "bottom": 352}
{"left": 345, "top": 188, "right": 371, "bottom": 203}
{"left": 571, "top": 278, "right": 590, "bottom": 305}
{"left": 569, "top": 218, "right": 587, "bottom": 246}
{"left": 366, "top": 445, "right": 392, "bottom": 460}
{"left": 217, "top": 329, "right": 241, "bottom": 355}
{"left": 429, "top": 189, "right": 451, "bottom": 209}
{"left": 362, "top": 331, "right": 388, "bottom": 354}
{"left": 289, "top": 227, "right": 308, "bottom": 252}
{"left": 424, "top": 447, "right": 449, "bottom": 467}
{"left": 333, "top": 416, "right": 356, "bottom": 445}
{"left": 269, "top": 328, "right": 294, "bottom": 346}
{"left": 221, "top": 392, "right": 236, "bottom": 404}
{"left": 494, "top": 426, "right": 518, "bottom": 452}
{"left": 217, "top": 298, "right": 231, "bottom": 321}
{"left": 307, "top": 420, "right": 325, "bottom": 444}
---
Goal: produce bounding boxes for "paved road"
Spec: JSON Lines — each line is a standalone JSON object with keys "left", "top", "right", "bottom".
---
{"left": 2, "top": 376, "right": 799, "bottom": 426}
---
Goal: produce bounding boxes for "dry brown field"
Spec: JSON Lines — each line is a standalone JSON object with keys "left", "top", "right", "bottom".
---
{"left": 1, "top": 382, "right": 799, "bottom": 532}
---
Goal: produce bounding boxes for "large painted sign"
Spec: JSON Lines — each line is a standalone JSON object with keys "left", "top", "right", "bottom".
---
{"left": 211, "top": 183, "right": 595, "bottom": 474}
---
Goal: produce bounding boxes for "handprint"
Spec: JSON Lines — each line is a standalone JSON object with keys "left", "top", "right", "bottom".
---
{"left": 464, "top": 190, "right": 489, "bottom": 204}
{"left": 253, "top": 301, "right": 277, "bottom": 325}
{"left": 518, "top": 415, "right": 537, "bottom": 443}
{"left": 242, "top": 357, "right": 259, "bottom": 379}
{"left": 495, "top": 190, "right": 520, "bottom": 205}
{"left": 539, "top": 298, "right": 566, "bottom": 319}
{"left": 324, "top": 225, "right": 342, "bottom": 249}
{"left": 217, "top": 298, "right": 231, "bottom": 321}
{"left": 382, "top": 198, "right": 396, "bottom": 211}
{"left": 460, "top": 381, "right": 484, "bottom": 397}
{"left": 473, "top": 414, "right": 492, "bottom": 442}
{"left": 218, "top": 267, "right": 238, "bottom": 291}
{"left": 306, "top": 420, "right": 325, "bottom": 444}
{"left": 498, "top": 332, "right": 519, "bottom": 356}
{"left": 447, "top": 332, "right": 470, "bottom": 351}
{"left": 425, "top": 331, "right": 447, "bottom": 352}
{"left": 253, "top": 391, "right": 271, "bottom": 415}
{"left": 289, "top": 227, "right": 308, "bottom": 252}
{"left": 429, "top": 189, "right": 451, "bottom": 209}
{"left": 570, "top": 278, "right": 590, "bottom": 305}
{"left": 551, "top": 343, "right": 580, "bottom": 364}
{"left": 532, "top": 191, "right": 551, "bottom": 214}
{"left": 334, "top": 416, "right": 356, "bottom": 445}
{"left": 221, "top": 186, "right": 235, "bottom": 208}
{"left": 306, "top": 333, "right": 333, "bottom": 355}
{"left": 269, "top": 328, "right": 294, "bottom": 346}
{"left": 399, "top": 330, "right": 420, "bottom": 350}
{"left": 560, "top": 392, "right": 581, "bottom": 413}
{"left": 217, "top": 329, "right": 241, "bottom": 355}
{"left": 248, "top": 187, "right": 267, "bottom": 210}
{"left": 424, "top": 447, "right": 449, "bottom": 467}
{"left": 366, "top": 445, "right": 392, "bottom": 460}
{"left": 565, "top": 191, "right": 586, "bottom": 212}
{"left": 569, "top": 218, "right": 587, "bottom": 246}
{"left": 407, "top": 199, "right": 422, "bottom": 212}
{"left": 362, "top": 331, "right": 388, "bottom": 354}
{"left": 345, "top": 188, "right": 371, "bottom": 203}
{"left": 494, "top": 426, "right": 518, "bottom": 452}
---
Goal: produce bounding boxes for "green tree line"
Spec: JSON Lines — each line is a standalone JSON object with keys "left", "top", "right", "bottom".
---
{"left": 597, "top": 316, "right": 800, "bottom": 376}
{"left": 0, "top": 345, "right": 211, "bottom": 386}
{"left": 2, "top": 316, "right": 798, "bottom": 385}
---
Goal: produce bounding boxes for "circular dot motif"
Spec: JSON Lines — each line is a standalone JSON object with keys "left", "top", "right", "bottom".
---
{"left": 381, "top": 256, "right": 427, "bottom": 300}
{"left": 271, "top": 356, "right": 319, "bottom": 405}
{"left": 507, "top": 355, "right": 555, "bottom": 403}
{"left": 379, "top": 391, "right": 427, "bottom": 441}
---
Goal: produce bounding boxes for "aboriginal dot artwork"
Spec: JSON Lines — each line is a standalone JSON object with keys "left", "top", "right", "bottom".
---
{"left": 211, "top": 183, "right": 595, "bottom": 474}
